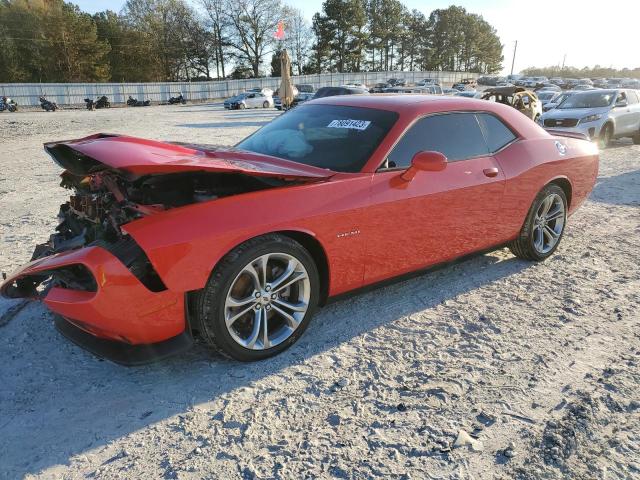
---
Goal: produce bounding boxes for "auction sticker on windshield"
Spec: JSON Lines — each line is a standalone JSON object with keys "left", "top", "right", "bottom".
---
{"left": 327, "top": 119, "right": 371, "bottom": 130}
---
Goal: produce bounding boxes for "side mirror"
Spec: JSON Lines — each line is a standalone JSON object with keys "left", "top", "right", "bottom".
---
{"left": 401, "top": 151, "right": 447, "bottom": 181}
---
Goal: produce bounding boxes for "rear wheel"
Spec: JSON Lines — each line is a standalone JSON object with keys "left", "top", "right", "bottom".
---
{"left": 239, "top": 103, "right": 246, "bottom": 110}
{"left": 263, "top": 101, "right": 269, "bottom": 108}
{"left": 509, "top": 184, "right": 567, "bottom": 261}
{"left": 598, "top": 123, "right": 612, "bottom": 148}
{"left": 196, "top": 234, "right": 319, "bottom": 361}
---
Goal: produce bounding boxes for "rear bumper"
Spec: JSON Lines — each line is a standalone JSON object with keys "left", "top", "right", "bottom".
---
{"left": 0, "top": 246, "right": 186, "bottom": 346}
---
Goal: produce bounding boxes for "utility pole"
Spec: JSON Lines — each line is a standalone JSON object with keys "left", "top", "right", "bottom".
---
{"left": 561, "top": 54, "right": 566, "bottom": 70}
{"left": 510, "top": 40, "right": 518, "bottom": 76}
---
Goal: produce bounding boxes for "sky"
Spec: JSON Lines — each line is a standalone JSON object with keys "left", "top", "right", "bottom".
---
{"left": 72, "top": 0, "right": 640, "bottom": 74}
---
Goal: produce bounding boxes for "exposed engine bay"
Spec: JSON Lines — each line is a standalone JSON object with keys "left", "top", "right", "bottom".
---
{"left": 38, "top": 170, "right": 280, "bottom": 258}
{"left": 16, "top": 169, "right": 285, "bottom": 298}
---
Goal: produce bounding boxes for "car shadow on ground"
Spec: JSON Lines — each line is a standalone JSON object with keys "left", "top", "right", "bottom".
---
{"left": 0, "top": 250, "right": 531, "bottom": 477}
{"left": 590, "top": 169, "right": 640, "bottom": 206}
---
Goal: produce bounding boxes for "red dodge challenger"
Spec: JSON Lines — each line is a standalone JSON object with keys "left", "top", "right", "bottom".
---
{"left": 1, "top": 95, "right": 598, "bottom": 364}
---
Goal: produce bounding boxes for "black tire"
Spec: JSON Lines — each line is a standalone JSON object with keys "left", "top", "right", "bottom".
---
{"left": 195, "top": 234, "right": 320, "bottom": 361}
{"left": 509, "top": 184, "right": 567, "bottom": 261}
{"left": 263, "top": 101, "right": 269, "bottom": 108}
{"left": 598, "top": 123, "right": 612, "bottom": 148}
{"left": 239, "top": 103, "right": 246, "bottom": 110}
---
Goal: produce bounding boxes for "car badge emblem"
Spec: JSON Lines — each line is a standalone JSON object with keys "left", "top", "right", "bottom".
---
{"left": 555, "top": 141, "right": 567, "bottom": 155}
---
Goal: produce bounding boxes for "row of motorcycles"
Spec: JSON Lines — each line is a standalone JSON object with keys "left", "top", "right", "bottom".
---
{"left": 2, "top": 94, "right": 186, "bottom": 113}
{"left": 0, "top": 96, "right": 18, "bottom": 112}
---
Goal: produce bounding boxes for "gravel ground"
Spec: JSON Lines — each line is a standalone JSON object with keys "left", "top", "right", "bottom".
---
{"left": 0, "top": 104, "right": 639, "bottom": 480}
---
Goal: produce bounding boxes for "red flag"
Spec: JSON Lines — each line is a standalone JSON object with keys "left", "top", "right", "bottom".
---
{"left": 275, "top": 21, "right": 285, "bottom": 40}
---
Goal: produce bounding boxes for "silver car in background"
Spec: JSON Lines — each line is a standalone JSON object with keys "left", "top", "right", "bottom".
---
{"left": 540, "top": 89, "right": 640, "bottom": 147}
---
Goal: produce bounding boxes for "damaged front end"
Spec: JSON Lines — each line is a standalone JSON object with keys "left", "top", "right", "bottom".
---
{"left": 0, "top": 134, "right": 332, "bottom": 360}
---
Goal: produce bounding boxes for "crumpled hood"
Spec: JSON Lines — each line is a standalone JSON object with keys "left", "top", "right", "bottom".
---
{"left": 44, "top": 134, "right": 335, "bottom": 181}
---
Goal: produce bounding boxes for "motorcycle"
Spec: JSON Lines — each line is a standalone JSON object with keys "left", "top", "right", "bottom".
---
{"left": 84, "top": 98, "right": 95, "bottom": 111}
{"left": 96, "top": 95, "right": 110, "bottom": 109}
{"left": 0, "top": 96, "right": 18, "bottom": 112}
{"left": 127, "top": 96, "right": 151, "bottom": 107}
{"left": 40, "top": 96, "right": 58, "bottom": 112}
{"left": 168, "top": 94, "right": 186, "bottom": 105}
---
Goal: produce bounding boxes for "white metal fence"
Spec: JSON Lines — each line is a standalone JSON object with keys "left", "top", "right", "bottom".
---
{"left": 0, "top": 71, "right": 477, "bottom": 107}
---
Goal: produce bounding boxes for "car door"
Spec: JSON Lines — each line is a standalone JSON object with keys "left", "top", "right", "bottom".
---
{"left": 612, "top": 91, "right": 634, "bottom": 134}
{"left": 363, "top": 112, "right": 508, "bottom": 285}
{"left": 623, "top": 90, "right": 640, "bottom": 133}
{"left": 245, "top": 93, "right": 257, "bottom": 108}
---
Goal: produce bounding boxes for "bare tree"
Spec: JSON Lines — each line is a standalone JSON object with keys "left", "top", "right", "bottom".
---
{"left": 282, "top": 6, "right": 312, "bottom": 75}
{"left": 199, "top": 0, "right": 228, "bottom": 78}
{"left": 224, "top": 0, "right": 283, "bottom": 77}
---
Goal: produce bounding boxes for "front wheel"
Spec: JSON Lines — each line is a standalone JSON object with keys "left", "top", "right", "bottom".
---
{"left": 598, "top": 123, "right": 612, "bottom": 148}
{"left": 196, "top": 234, "right": 320, "bottom": 361}
{"left": 509, "top": 184, "right": 567, "bottom": 261}
{"left": 263, "top": 101, "right": 270, "bottom": 108}
{"left": 238, "top": 103, "right": 246, "bottom": 110}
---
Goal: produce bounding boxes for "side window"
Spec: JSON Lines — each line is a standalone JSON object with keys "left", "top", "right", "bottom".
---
{"left": 477, "top": 113, "right": 517, "bottom": 152}
{"left": 386, "top": 113, "right": 489, "bottom": 168}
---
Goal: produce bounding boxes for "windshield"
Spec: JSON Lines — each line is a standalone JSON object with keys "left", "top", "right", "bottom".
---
{"left": 236, "top": 104, "right": 398, "bottom": 172}
{"left": 558, "top": 91, "right": 615, "bottom": 109}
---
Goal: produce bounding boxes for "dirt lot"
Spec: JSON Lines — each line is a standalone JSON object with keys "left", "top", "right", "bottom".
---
{"left": 0, "top": 104, "right": 639, "bottom": 480}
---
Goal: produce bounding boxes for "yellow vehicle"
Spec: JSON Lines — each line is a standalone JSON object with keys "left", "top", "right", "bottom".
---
{"left": 481, "top": 86, "right": 542, "bottom": 122}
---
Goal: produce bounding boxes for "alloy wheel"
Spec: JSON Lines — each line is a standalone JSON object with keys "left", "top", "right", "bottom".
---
{"left": 532, "top": 193, "right": 565, "bottom": 254}
{"left": 224, "top": 253, "right": 310, "bottom": 350}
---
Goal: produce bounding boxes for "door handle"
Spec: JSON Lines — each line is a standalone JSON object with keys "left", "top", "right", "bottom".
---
{"left": 483, "top": 167, "right": 499, "bottom": 178}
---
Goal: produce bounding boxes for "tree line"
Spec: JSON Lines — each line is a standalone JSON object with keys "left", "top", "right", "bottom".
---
{"left": 0, "top": 0, "right": 504, "bottom": 83}
{"left": 521, "top": 65, "right": 640, "bottom": 80}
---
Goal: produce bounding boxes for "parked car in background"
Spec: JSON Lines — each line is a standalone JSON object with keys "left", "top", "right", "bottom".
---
{"left": 536, "top": 83, "right": 561, "bottom": 92}
{"left": 387, "top": 78, "right": 406, "bottom": 87}
{"left": 578, "top": 78, "right": 594, "bottom": 86}
{"left": 543, "top": 91, "right": 577, "bottom": 112}
{"left": 622, "top": 79, "right": 640, "bottom": 89}
{"left": 524, "top": 76, "right": 548, "bottom": 89}
{"left": 274, "top": 92, "right": 314, "bottom": 110}
{"left": 496, "top": 81, "right": 514, "bottom": 87}
{"left": 442, "top": 88, "right": 458, "bottom": 95}
{"left": 536, "top": 90, "right": 560, "bottom": 109}
{"left": 295, "top": 84, "right": 315, "bottom": 94}
{"left": 481, "top": 86, "right": 542, "bottom": 122}
{"left": 593, "top": 79, "right": 609, "bottom": 88}
{"left": 562, "top": 79, "right": 580, "bottom": 89}
{"left": 225, "top": 92, "right": 273, "bottom": 110}
{"left": 416, "top": 78, "right": 439, "bottom": 87}
{"left": 248, "top": 87, "right": 274, "bottom": 97}
{"left": 312, "top": 86, "right": 369, "bottom": 99}
{"left": 452, "top": 78, "right": 477, "bottom": 91}
{"left": 370, "top": 83, "right": 388, "bottom": 93}
{"left": 540, "top": 89, "right": 640, "bottom": 147}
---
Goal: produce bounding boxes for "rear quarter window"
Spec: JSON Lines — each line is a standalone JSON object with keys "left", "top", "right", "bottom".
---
{"left": 477, "top": 113, "right": 517, "bottom": 152}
